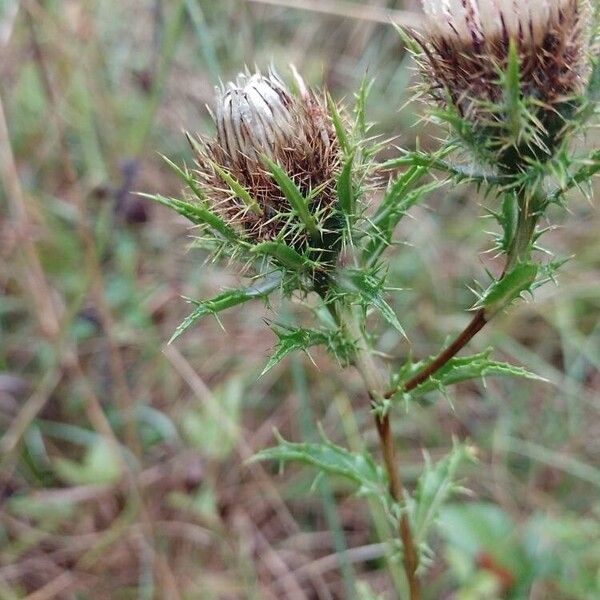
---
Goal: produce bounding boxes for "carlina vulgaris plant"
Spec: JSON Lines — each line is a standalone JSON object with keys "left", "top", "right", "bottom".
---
{"left": 146, "top": 2, "right": 599, "bottom": 596}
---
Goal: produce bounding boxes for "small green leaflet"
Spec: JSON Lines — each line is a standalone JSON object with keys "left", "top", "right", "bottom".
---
{"left": 170, "top": 274, "right": 282, "bottom": 343}
{"left": 381, "top": 146, "right": 500, "bottom": 186}
{"left": 411, "top": 442, "right": 475, "bottom": 544}
{"left": 211, "top": 161, "right": 263, "bottom": 216}
{"left": 393, "top": 21, "right": 423, "bottom": 56}
{"left": 327, "top": 93, "right": 350, "bottom": 155}
{"left": 368, "top": 165, "right": 425, "bottom": 231}
{"left": 160, "top": 154, "right": 207, "bottom": 202}
{"left": 380, "top": 144, "right": 455, "bottom": 173}
{"left": 262, "top": 325, "right": 329, "bottom": 375}
{"left": 252, "top": 241, "right": 314, "bottom": 272}
{"left": 263, "top": 157, "right": 318, "bottom": 237}
{"left": 392, "top": 348, "right": 545, "bottom": 403}
{"left": 477, "top": 262, "right": 538, "bottom": 318}
{"left": 140, "top": 193, "right": 239, "bottom": 242}
{"left": 431, "top": 104, "right": 492, "bottom": 164}
{"left": 336, "top": 152, "right": 355, "bottom": 217}
{"left": 354, "top": 76, "right": 374, "bottom": 138}
{"left": 338, "top": 269, "right": 406, "bottom": 338}
{"left": 550, "top": 148, "right": 600, "bottom": 202}
{"left": 262, "top": 324, "right": 352, "bottom": 375}
{"left": 249, "top": 431, "right": 388, "bottom": 500}
{"left": 504, "top": 40, "right": 523, "bottom": 141}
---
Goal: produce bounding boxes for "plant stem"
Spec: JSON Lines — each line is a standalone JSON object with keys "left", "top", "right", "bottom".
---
{"left": 375, "top": 413, "right": 421, "bottom": 600}
{"left": 387, "top": 309, "right": 488, "bottom": 399}
{"left": 342, "top": 188, "right": 539, "bottom": 596}
{"left": 344, "top": 306, "right": 421, "bottom": 600}
{"left": 385, "top": 188, "right": 540, "bottom": 400}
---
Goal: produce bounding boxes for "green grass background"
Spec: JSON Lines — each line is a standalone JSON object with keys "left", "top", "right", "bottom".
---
{"left": 1, "top": 1, "right": 599, "bottom": 598}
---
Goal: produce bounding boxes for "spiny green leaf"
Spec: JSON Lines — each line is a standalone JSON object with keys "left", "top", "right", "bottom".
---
{"left": 354, "top": 76, "right": 374, "bottom": 138}
{"left": 370, "top": 166, "right": 425, "bottom": 229}
{"left": 141, "top": 193, "right": 239, "bottom": 242}
{"left": 394, "top": 348, "right": 545, "bottom": 403}
{"left": 262, "top": 325, "right": 329, "bottom": 375}
{"left": 249, "top": 431, "right": 388, "bottom": 500}
{"left": 532, "top": 258, "right": 570, "bottom": 292}
{"left": 363, "top": 171, "right": 444, "bottom": 265}
{"left": 477, "top": 263, "right": 539, "bottom": 318}
{"left": 339, "top": 270, "right": 406, "bottom": 338}
{"left": 211, "top": 161, "right": 263, "bottom": 216}
{"left": 160, "top": 154, "right": 206, "bottom": 203}
{"left": 263, "top": 156, "right": 319, "bottom": 237}
{"left": 412, "top": 442, "right": 475, "bottom": 543}
{"left": 586, "top": 55, "right": 600, "bottom": 106}
{"left": 393, "top": 21, "right": 423, "bottom": 55}
{"left": 337, "top": 152, "right": 355, "bottom": 217}
{"left": 504, "top": 39, "right": 522, "bottom": 141}
{"left": 252, "top": 241, "right": 313, "bottom": 271}
{"left": 499, "top": 192, "right": 518, "bottom": 253}
{"left": 263, "top": 324, "right": 353, "bottom": 375}
{"left": 370, "top": 295, "right": 405, "bottom": 338}
{"left": 170, "top": 275, "right": 282, "bottom": 343}
{"left": 548, "top": 149, "right": 600, "bottom": 202}
{"left": 383, "top": 153, "right": 499, "bottom": 186}
{"left": 380, "top": 144, "right": 458, "bottom": 174}
{"left": 327, "top": 93, "right": 350, "bottom": 155}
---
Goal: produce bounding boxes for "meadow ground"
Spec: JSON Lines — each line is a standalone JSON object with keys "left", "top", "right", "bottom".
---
{"left": 1, "top": 1, "right": 599, "bottom": 598}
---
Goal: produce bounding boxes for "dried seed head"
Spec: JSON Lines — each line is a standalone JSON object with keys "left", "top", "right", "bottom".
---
{"left": 192, "top": 69, "right": 339, "bottom": 245}
{"left": 419, "top": 0, "right": 592, "bottom": 162}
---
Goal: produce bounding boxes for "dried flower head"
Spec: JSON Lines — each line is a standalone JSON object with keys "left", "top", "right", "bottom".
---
{"left": 191, "top": 69, "right": 340, "bottom": 246}
{"left": 418, "top": 0, "right": 592, "bottom": 163}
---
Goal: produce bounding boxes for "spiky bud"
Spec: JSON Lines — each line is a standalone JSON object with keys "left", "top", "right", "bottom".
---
{"left": 418, "top": 0, "right": 592, "bottom": 166}
{"left": 191, "top": 69, "right": 339, "bottom": 246}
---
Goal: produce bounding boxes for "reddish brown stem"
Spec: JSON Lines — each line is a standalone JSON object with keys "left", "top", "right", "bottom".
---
{"left": 345, "top": 306, "right": 421, "bottom": 599}
{"left": 375, "top": 413, "right": 421, "bottom": 600}
{"left": 385, "top": 309, "right": 487, "bottom": 399}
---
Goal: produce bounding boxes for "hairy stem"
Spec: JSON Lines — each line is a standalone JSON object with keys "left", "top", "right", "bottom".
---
{"left": 344, "top": 306, "right": 421, "bottom": 600}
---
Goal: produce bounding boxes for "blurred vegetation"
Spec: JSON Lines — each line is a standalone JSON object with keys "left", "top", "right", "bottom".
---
{"left": 0, "top": 0, "right": 599, "bottom": 598}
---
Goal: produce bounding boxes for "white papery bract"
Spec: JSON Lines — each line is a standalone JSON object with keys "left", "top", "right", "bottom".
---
{"left": 422, "top": 0, "right": 568, "bottom": 46}
{"left": 215, "top": 72, "right": 298, "bottom": 163}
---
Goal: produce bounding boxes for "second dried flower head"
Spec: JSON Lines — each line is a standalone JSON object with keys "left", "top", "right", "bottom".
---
{"left": 418, "top": 0, "right": 592, "bottom": 169}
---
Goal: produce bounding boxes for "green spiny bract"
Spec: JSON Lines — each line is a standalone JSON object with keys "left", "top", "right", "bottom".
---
{"left": 189, "top": 68, "right": 343, "bottom": 272}
{"left": 417, "top": 0, "right": 593, "bottom": 176}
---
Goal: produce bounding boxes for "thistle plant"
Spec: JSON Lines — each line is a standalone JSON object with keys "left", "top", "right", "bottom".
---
{"left": 146, "top": 3, "right": 599, "bottom": 597}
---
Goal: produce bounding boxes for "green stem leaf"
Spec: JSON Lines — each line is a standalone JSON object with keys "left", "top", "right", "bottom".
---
{"left": 140, "top": 193, "right": 240, "bottom": 242}
{"left": 477, "top": 263, "right": 538, "bottom": 319}
{"left": 170, "top": 275, "right": 282, "bottom": 343}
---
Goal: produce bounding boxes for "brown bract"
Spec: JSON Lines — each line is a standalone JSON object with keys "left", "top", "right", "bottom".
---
{"left": 190, "top": 70, "right": 340, "bottom": 245}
